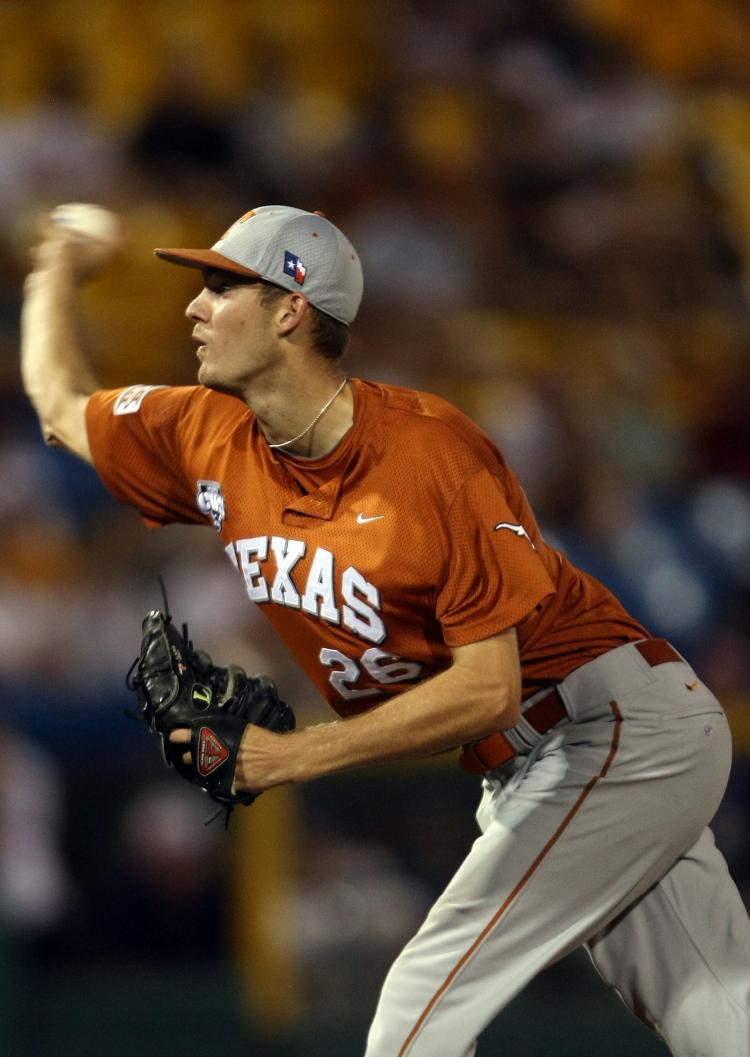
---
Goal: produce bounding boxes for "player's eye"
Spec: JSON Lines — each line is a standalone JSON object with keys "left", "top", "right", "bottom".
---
{"left": 203, "top": 269, "right": 235, "bottom": 294}
{"left": 204, "top": 271, "right": 262, "bottom": 295}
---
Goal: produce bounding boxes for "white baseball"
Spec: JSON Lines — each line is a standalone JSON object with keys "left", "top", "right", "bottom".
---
{"left": 48, "top": 202, "right": 124, "bottom": 271}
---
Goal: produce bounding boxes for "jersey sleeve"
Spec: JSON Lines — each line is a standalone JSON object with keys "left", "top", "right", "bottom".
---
{"left": 86, "top": 385, "right": 205, "bottom": 527}
{"left": 435, "top": 467, "right": 555, "bottom": 646}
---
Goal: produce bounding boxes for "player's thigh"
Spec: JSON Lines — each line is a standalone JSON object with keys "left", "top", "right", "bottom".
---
{"left": 473, "top": 709, "right": 731, "bottom": 947}
{"left": 586, "top": 826, "right": 750, "bottom": 1057}
{"left": 366, "top": 709, "right": 731, "bottom": 1057}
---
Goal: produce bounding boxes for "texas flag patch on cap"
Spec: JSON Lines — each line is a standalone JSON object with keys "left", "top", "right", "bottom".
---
{"left": 283, "top": 251, "right": 307, "bottom": 285}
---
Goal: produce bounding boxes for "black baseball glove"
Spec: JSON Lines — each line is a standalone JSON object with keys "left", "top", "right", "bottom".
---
{"left": 127, "top": 610, "right": 295, "bottom": 813}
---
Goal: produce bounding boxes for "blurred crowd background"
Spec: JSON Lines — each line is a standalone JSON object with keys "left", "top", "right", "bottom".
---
{"left": 1, "top": 0, "right": 749, "bottom": 1054}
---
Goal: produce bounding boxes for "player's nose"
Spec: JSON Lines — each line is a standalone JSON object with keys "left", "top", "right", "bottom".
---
{"left": 186, "top": 288, "right": 210, "bottom": 322}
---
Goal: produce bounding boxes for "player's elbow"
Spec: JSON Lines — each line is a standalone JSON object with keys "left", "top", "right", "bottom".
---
{"left": 475, "top": 667, "right": 521, "bottom": 731}
{"left": 494, "top": 678, "right": 521, "bottom": 729}
{"left": 25, "top": 391, "right": 58, "bottom": 445}
{"left": 451, "top": 630, "right": 522, "bottom": 733}
{"left": 457, "top": 664, "right": 521, "bottom": 737}
{"left": 29, "top": 391, "right": 93, "bottom": 462}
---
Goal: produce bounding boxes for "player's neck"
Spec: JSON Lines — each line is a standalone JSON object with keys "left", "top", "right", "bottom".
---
{"left": 251, "top": 373, "right": 354, "bottom": 459}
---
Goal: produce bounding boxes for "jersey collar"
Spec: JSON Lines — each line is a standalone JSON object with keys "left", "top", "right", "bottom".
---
{"left": 256, "top": 379, "right": 375, "bottom": 522}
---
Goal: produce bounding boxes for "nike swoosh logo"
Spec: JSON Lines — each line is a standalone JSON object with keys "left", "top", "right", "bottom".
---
{"left": 356, "top": 513, "right": 384, "bottom": 524}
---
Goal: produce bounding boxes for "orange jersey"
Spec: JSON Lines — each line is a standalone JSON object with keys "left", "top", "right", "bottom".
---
{"left": 86, "top": 379, "right": 648, "bottom": 714}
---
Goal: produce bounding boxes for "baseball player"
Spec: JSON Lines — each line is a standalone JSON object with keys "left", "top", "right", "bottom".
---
{"left": 21, "top": 205, "right": 750, "bottom": 1056}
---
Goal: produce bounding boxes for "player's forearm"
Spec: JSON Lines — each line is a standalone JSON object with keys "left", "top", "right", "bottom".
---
{"left": 236, "top": 635, "right": 522, "bottom": 790}
{"left": 21, "top": 251, "right": 97, "bottom": 455}
{"left": 299, "top": 667, "right": 517, "bottom": 779}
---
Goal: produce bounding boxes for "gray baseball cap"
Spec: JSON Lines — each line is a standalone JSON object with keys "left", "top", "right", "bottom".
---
{"left": 154, "top": 205, "right": 363, "bottom": 325}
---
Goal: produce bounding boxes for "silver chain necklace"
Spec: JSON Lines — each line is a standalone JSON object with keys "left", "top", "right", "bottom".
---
{"left": 267, "top": 376, "right": 348, "bottom": 450}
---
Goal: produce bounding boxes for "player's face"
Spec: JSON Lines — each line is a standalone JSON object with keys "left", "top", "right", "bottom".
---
{"left": 185, "top": 270, "right": 281, "bottom": 394}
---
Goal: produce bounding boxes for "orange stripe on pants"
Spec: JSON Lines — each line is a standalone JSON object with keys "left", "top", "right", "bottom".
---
{"left": 396, "top": 701, "right": 623, "bottom": 1057}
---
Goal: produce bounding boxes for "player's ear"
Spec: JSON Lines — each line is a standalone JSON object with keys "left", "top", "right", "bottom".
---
{"left": 276, "top": 293, "right": 308, "bottom": 337}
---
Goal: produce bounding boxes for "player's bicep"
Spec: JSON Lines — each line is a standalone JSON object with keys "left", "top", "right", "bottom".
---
{"left": 437, "top": 468, "right": 554, "bottom": 641}
{"left": 85, "top": 386, "right": 209, "bottom": 526}
{"left": 450, "top": 627, "right": 522, "bottom": 729}
{"left": 40, "top": 391, "right": 93, "bottom": 464}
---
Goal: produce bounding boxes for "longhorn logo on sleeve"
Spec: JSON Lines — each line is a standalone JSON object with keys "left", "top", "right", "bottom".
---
{"left": 197, "top": 727, "right": 230, "bottom": 776}
{"left": 494, "top": 522, "right": 536, "bottom": 550}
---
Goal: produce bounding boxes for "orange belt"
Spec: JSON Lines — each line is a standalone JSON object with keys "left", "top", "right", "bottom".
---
{"left": 459, "top": 639, "right": 682, "bottom": 776}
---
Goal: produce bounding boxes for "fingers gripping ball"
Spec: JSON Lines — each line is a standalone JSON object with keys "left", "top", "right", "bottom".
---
{"left": 128, "top": 610, "right": 295, "bottom": 809}
{"left": 47, "top": 202, "right": 124, "bottom": 274}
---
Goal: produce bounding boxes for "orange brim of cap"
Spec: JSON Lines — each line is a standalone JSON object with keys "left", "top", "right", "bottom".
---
{"left": 153, "top": 247, "right": 262, "bottom": 278}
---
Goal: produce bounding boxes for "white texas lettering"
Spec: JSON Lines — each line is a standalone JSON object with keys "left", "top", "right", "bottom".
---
{"left": 226, "top": 537, "right": 386, "bottom": 645}
{"left": 233, "top": 537, "right": 269, "bottom": 602}
{"left": 341, "top": 567, "right": 386, "bottom": 644}
{"left": 301, "top": 547, "right": 339, "bottom": 624}
{"left": 270, "top": 536, "right": 305, "bottom": 607}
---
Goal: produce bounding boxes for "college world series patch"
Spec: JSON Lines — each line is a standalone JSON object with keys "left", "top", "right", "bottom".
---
{"left": 196, "top": 479, "right": 226, "bottom": 531}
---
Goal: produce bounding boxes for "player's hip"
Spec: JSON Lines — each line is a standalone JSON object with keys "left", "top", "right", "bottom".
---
{"left": 461, "top": 638, "right": 727, "bottom": 776}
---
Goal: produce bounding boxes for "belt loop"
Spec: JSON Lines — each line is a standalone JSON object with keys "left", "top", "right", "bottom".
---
{"left": 635, "top": 639, "right": 682, "bottom": 667}
{"left": 459, "top": 732, "right": 516, "bottom": 775}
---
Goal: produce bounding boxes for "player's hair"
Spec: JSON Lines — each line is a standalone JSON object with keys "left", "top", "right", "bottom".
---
{"left": 258, "top": 282, "right": 350, "bottom": 362}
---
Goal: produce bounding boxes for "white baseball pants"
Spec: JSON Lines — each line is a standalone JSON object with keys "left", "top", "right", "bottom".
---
{"left": 364, "top": 641, "right": 750, "bottom": 1057}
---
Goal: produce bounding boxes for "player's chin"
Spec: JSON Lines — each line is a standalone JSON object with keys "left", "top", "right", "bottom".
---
{"left": 197, "top": 364, "right": 243, "bottom": 398}
{"left": 197, "top": 360, "right": 222, "bottom": 390}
